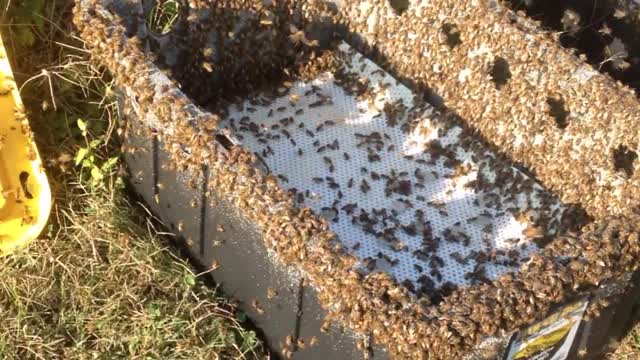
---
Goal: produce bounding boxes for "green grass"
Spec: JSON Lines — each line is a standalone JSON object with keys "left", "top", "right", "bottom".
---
{"left": 0, "top": 1, "right": 262, "bottom": 359}
{"left": 147, "top": 0, "right": 181, "bottom": 35}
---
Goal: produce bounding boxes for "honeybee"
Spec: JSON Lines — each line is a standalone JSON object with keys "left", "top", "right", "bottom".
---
{"left": 309, "top": 336, "right": 319, "bottom": 347}
{"left": 266, "top": 287, "right": 278, "bottom": 299}
{"left": 251, "top": 299, "right": 265, "bottom": 315}
{"left": 210, "top": 260, "right": 220, "bottom": 270}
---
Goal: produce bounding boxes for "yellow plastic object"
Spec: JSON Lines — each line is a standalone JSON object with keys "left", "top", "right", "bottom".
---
{"left": 0, "top": 35, "right": 51, "bottom": 255}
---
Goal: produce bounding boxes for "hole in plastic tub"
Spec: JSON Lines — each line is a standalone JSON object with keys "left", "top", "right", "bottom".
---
{"left": 389, "top": 0, "right": 409, "bottom": 15}
{"left": 19, "top": 171, "right": 33, "bottom": 199}
{"left": 490, "top": 57, "right": 511, "bottom": 90}
{"left": 441, "top": 23, "right": 462, "bottom": 49}
{"left": 546, "top": 96, "right": 570, "bottom": 129}
{"left": 613, "top": 144, "right": 637, "bottom": 177}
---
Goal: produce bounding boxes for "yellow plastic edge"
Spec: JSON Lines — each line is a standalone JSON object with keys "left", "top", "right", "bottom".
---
{"left": 0, "top": 34, "right": 52, "bottom": 255}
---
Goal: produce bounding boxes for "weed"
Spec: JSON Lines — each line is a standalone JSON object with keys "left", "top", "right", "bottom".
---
{"left": 2, "top": 0, "right": 45, "bottom": 48}
{"left": 75, "top": 118, "right": 120, "bottom": 187}
{"left": 147, "top": 0, "right": 181, "bottom": 35}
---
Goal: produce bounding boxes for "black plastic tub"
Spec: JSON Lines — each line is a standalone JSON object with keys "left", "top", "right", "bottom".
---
{"left": 74, "top": 1, "right": 640, "bottom": 358}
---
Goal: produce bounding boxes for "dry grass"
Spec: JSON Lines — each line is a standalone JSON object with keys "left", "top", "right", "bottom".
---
{"left": 0, "top": 1, "right": 262, "bottom": 359}
{"left": 0, "top": 185, "right": 262, "bottom": 359}
{"left": 610, "top": 327, "right": 640, "bottom": 359}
